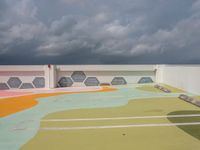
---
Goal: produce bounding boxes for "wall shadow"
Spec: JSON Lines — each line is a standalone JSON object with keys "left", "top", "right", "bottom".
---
{"left": 167, "top": 110, "right": 200, "bottom": 140}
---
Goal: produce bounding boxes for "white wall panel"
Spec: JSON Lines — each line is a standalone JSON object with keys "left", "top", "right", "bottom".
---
{"left": 156, "top": 65, "right": 200, "bottom": 94}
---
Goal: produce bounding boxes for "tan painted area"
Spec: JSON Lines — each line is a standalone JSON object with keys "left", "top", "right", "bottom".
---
{"left": 0, "top": 87, "right": 116, "bottom": 117}
{"left": 162, "top": 84, "right": 185, "bottom": 93}
{"left": 21, "top": 97, "right": 200, "bottom": 150}
{"left": 136, "top": 84, "right": 185, "bottom": 93}
{"left": 136, "top": 85, "right": 162, "bottom": 93}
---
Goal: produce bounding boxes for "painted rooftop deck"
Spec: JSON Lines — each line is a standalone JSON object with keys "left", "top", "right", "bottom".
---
{"left": 0, "top": 84, "right": 200, "bottom": 150}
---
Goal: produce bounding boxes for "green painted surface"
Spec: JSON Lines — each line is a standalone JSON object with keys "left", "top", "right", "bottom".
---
{"left": 136, "top": 85, "right": 163, "bottom": 93}
{"left": 168, "top": 110, "right": 200, "bottom": 140}
{"left": 136, "top": 84, "right": 185, "bottom": 93}
{"left": 162, "top": 84, "right": 186, "bottom": 93}
{"left": 44, "top": 97, "right": 198, "bottom": 119}
{"left": 22, "top": 97, "right": 200, "bottom": 150}
{"left": 21, "top": 127, "right": 200, "bottom": 150}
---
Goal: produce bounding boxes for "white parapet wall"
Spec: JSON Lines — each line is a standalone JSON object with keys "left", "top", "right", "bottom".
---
{"left": 156, "top": 65, "right": 200, "bottom": 94}
{"left": 0, "top": 65, "right": 48, "bottom": 89}
{"left": 56, "top": 65, "right": 156, "bottom": 87}
{"left": 0, "top": 64, "right": 200, "bottom": 95}
{"left": 0, "top": 65, "right": 156, "bottom": 90}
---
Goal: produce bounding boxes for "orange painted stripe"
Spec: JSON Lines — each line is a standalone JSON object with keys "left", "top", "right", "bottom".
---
{"left": 0, "top": 87, "right": 116, "bottom": 117}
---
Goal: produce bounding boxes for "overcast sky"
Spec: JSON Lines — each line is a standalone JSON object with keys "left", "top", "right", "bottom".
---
{"left": 0, "top": 0, "right": 200, "bottom": 64}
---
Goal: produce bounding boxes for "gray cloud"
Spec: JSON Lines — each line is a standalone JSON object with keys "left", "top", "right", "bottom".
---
{"left": 0, "top": 0, "right": 200, "bottom": 64}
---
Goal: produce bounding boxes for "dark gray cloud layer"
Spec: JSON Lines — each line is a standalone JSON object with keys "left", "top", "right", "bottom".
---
{"left": 0, "top": 0, "right": 200, "bottom": 64}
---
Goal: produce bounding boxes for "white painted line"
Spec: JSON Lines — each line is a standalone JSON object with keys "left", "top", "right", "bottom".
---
{"left": 40, "top": 122, "right": 200, "bottom": 131}
{"left": 42, "top": 114, "right": 200, "bottom": 122}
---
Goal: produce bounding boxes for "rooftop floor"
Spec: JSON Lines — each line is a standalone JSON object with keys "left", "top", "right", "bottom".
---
{"left": 0, "top": 84, "right": 200, "bottom": 150}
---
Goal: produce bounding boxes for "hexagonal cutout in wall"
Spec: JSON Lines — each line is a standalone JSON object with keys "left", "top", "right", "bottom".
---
{"left": 58, "top": 77, "right": 73, "bottom": 87}
{"left": 138, "top": 77, "right": 153, "bottom": 84}
{"left": 71, "top": 71, "right": 86, "bottom": 82}
{"left": 111, "top": 77, "right": 127, "bottom": 85}
{"left": 84, "top": 77, "right": 100, "bottom": 86}
{"left": 20, "top": 83, "right": 34, "bottom": 89}
{"left": 7, "top": 77, "right": 22, "bottom": 88}
{"left": 0, "top": 83, "right": 10, "bottom": 90}
{"left": 32, "top": 77, "right": 45, "bottom": 88}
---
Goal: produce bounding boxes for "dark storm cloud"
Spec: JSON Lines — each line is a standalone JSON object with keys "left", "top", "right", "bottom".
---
{"left": 0, "top": 0, "right": 200, "bottom": 64}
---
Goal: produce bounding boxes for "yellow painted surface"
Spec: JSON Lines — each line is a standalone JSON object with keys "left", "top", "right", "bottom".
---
{"left": 21, "top": 97, "right": 200, "bottom": 150}
{"left": 21, "top": 126, "right": 200, "bottom": 150}
{"left": 136, "top": 84, "right": 185, "bottom": 93}
{"left": 43, "top": 97, "right": 199, "bottom": 119}
{"left": 162, "top": 84, "right": 185, "bottom": 93}
{"left": 136, "top": 85, "right": 162, "bottom": 93}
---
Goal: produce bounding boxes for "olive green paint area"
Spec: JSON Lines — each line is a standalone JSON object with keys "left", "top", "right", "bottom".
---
{"left": 21, "top": 126, "right": 200, "bottom": 150}
{"left": 43, "top": 97, "right": 199, "bottom": 120}
{"left": 168, "top": 110, "right": 200, "bottom": 140}
{"left": 21, "top": 97, "right": 200, "bottom": 150}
